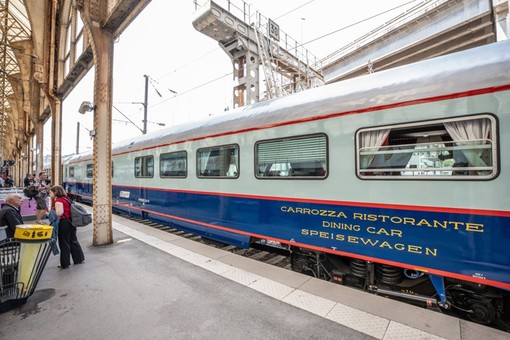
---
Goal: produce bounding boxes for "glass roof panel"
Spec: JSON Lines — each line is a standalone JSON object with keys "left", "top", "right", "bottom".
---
{"left": 0, "top": 0, "right": 31, "bottom": 150}
{"left": 6, "top": 0, "right": 30, "bottom": 34}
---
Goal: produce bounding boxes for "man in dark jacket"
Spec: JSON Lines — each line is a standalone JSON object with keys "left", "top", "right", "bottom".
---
{"left": 4, "top": 175, "right": 14, "bottom": 187}
{"left": 0, "top": 193, "right": 24, "bottom": 238}
{"left": 23, "top": 173, "right": 31, "bottom": 187}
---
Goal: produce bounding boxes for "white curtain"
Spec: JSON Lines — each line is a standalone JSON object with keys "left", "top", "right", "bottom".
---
{"left": 444, "top": 118, "right": 491, "bottom": 174}
{"left": 360, "top": 129, "right": 390, "bottom": 168}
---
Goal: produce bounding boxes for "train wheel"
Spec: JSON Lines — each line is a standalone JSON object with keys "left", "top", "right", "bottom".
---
{"left": 466, "top": 299, "right": 497, "bottom": 325}
{"left": 291, "top": 256, "right": 313, "bottom": 276}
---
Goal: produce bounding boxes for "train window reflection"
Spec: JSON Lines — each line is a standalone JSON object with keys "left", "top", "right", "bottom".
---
{"left": 197, "top": 144, "right": 239, "bottom": 178}
{"left": 356, "top": 114, "right": 497, "bottom": 179}
{"left": 255, "top": 134, "right": 328, "bottom": 179}
{"left": 160, "top": 151, "right": 187, "bottom": 178}
{"left": 134, "top": 155, "right": 154, "bottom": 178}
{"left": 86, "top": 164, "right": 93, "bottom": 178}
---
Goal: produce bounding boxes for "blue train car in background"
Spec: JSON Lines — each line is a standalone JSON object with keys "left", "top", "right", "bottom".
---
{"left": 64, "top": 40, "right": 510, "bottom": 330}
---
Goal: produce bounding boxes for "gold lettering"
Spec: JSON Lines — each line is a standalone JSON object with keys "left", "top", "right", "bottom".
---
{"left": 337, "top": 211, "right": 348, "bottom": 218}
{"left": 465, "top": 223, "right": 484, "bottom": 232}
{"left": 366, "top": 227, "right": 402, "bottom": 238}
{"left": 433, "top": 220, "right": 447, "bottom": 229}
{"left": 323, "top": 221, "right": 360, "bottom": 231}
{"left": 402, "top": 217, "right": 416, "bottom": 225}
{"left": 360, "top": 238, "right": 378, "bottom": 246}
{"left": 425, "top": 248, "right": 437, "bottom": 256}
{"left": 448, "top": 221, "right": 464, "bottom": 230}
{"left": 394, "top": 243, "right": 405, "bottom": 251}
{"left": 390, "top": 216, "right": 403, "bottom": 224}
{"left": 300, "top": 228, "right": 437, "bottom": 257}
{"left": 380, "top": 241, "right": 392, "bottom": 249}
{"left": 353, "top": 213, "right": 363, "bottom": 220}
{"left": 379, "top": 215, "right": 390, "bottom": 222}
{"left": 408, "top": 245, "right": 422, "bottom": 253}
{"left": 416, "top": 219, "right": 432, "bottom": 227}
{"left": 348, "top": 236, "right": 359, "bottom": 243}
{"left": 391, "top": 229, "right": 403, "bottom": 237}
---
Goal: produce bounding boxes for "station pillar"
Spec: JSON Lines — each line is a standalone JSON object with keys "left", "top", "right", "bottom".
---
{"left": 77, "top": 0, "right": 114, "bottom": 246}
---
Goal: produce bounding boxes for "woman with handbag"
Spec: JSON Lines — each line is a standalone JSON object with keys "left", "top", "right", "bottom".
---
{"left": 49, "top": 185, "right": 85, "bottom": 269}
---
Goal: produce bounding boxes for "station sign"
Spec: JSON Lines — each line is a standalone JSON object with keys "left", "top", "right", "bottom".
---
{"left": 268, "top": 19, "right": 280, "bottom": 42}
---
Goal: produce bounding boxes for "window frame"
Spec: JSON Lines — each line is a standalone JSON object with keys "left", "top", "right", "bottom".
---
{"left": 160, "top": 151, "right": 187, "bottom": 178}
{"left": 355, "top": 113, "right": 499, "bottom": 180}
{"left": 254, "top": 133, "right": 328, "bottom": 180}
{"left": 86, "top": 164, "right": 93, "bottom": 178}
{"left": 134, "top": 155, "right": 154, "bottom": 178}
{"left": 196, "top": 144, "right": 240, "bottom": 179}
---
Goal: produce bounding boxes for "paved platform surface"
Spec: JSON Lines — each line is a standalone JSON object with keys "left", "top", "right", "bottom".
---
{"left": 0, "top": 212, "right": 508, "bottom": 340}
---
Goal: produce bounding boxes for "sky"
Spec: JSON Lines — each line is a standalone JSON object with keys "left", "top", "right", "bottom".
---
{"left": 46, "top": 0, "right": 420, "bottom": 157}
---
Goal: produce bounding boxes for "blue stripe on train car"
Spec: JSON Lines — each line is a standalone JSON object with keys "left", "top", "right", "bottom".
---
{"left": 111, "top": 187, "right": 252, "bottom": 248}
{"left": 110, "top": 186, "right": 510, "bottom": 288}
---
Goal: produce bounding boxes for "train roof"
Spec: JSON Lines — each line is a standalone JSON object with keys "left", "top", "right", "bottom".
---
{"left": 70, "top": 39, "right": 510, "bottom": 162}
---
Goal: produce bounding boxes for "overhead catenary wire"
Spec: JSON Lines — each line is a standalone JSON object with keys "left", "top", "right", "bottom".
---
{"left": 273, "top": 0, "right": 316, "bottom": 20}
{"left": 112, "top": 105, "right": 144, "bottom": 133}
{"left": 306, "top": 0, "right": 421, "bottom": 62}
{"left": 132, "top": 1, "right": 421, "bottom": 111}
{"left": 148, "top": 76, "right": 177, "bottom": 95}
{"left": 149, "top": 72, "right": 231, "bottom": 109}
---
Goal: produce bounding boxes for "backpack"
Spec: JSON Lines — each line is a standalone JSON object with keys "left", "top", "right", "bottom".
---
{"left": 63, "top": 198, "right": 92, "bottom": 227}
{"left": 23, "top": 186, "right": 38, "bottom": 199}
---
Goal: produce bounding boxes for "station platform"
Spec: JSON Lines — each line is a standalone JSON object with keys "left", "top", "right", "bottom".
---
{"left": 0, "top": 211, "right": 508, "bottom": 340}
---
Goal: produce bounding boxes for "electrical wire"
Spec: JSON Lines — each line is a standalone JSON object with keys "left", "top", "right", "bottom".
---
{"left": 133, "top": 1, "right": 421, "bottom": 110}
{"left": 273, "top": 0, "right": 316, "bottom": 20}
{"left": 302, "top": 0, "right": 419, "bottom": 48}
{"left": 149, "top": 72, "right": 231, "bottom": 109}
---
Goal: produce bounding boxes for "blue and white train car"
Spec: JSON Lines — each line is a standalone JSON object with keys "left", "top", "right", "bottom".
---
{"left": 65, "top": 40, "right": 510, "bottom": 328}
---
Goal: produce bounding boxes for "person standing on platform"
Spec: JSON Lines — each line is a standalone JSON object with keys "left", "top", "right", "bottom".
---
{"left": 4, "top": 175, "right": 14, "bottom": 187}
{"left": 0, "top": 193, "right": 24, "bottom": 238}
{"left": 34, "top": 172, "right": 50, "bottom": 224}
{"left": 23, "top": 173, "right": 32, "bottom": 187}
{"left": 49, "top": 185, "right": 84, "bottom": 269}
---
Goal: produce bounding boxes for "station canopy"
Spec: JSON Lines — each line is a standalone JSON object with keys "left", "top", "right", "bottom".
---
{"left": 0, "top": 0, "right": 31, "bottom": 147}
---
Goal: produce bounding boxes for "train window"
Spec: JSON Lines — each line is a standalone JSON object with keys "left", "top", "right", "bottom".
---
{"left": 134, "top": 155, "right": 154, "bottom": 178}
{"left": 86, "top": 164, "right": 93, "bottom": 178}
{"left": 160, "top": 151, "right": 187, "bottom": 178}
{"left": 197, "top": 144, "right": 239, "bottom": 178}
{"left": 69, "top": 166, "right": 75, "bottom": 178}
{"left": 356, "top": 114, "right": 497, "bottom": 179}
{"left": 255, "top": 134, "right": 328, "bottom": 179}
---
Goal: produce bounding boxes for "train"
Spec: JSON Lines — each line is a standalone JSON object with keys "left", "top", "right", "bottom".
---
{"left": 63, "top": 39, "right": 510, "bottom": 330}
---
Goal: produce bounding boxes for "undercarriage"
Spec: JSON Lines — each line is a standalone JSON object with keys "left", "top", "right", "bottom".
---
{"left": 290, "top": 247, "right": 510, "bottom": 332}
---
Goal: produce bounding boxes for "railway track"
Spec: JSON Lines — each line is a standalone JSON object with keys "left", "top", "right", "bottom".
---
{"left": 121, "top": 215, "right": 292, "bottom": 270}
